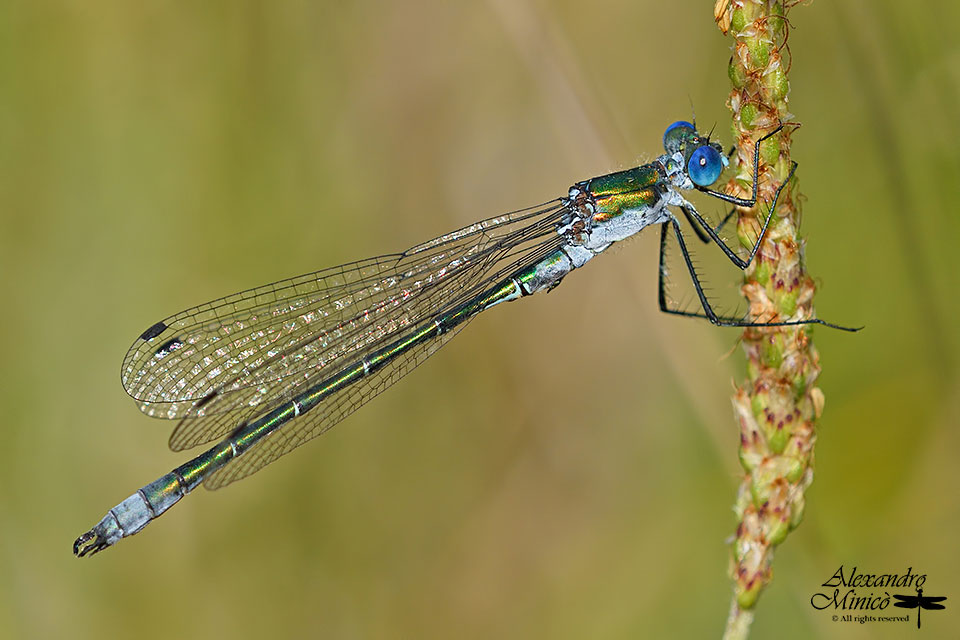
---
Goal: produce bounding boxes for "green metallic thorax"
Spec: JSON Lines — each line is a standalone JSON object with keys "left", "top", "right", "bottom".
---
{"left": 585, "top": 164, "right": 662, "bottom": 222}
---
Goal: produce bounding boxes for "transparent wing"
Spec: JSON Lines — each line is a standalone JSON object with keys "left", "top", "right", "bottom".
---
{"left": 203, "top": 317, "right": 468, "bottom": 489}
{"left": 121, "top": 200, "right": 570, "bottom": 454}
{"left": 205, "top": 226, "right": 570, "bottom": 489}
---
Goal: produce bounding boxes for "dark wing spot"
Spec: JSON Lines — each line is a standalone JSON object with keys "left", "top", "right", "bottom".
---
{"left": 195, "top": 390, "right": 218, "bottom": 409}
{"left": 155, "top": 337, "right": 183, "bottom": 355}
{"left": 139, "top": 321, "right": 168, "bottom": 341}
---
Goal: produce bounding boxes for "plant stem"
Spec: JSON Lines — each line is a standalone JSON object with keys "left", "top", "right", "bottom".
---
{"left": 716, "top": 2, "right": 823, "bottom": 638}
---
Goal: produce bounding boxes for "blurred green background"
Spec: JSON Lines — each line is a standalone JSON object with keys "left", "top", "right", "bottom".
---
{"left": 2, "top": 1, "right": 958, "bottom": 638}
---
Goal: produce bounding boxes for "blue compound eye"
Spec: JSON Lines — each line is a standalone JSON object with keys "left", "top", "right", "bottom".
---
{"left": 663, "top": 120, "right": 696, "bottom": 154}
{"left": 688, "top": 145, "right": 724, "bottom": 187}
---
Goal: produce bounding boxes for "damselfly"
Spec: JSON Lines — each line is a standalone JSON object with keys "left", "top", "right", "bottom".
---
{"left": 74, "top": 121, "right": 855, "bottom": 557}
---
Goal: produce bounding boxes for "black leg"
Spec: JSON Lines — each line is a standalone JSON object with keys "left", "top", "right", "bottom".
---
{"left": 696, "top": 123, "right": 787, "bottom": 207}
{"left": 660, "top": 219, "right": 861, "bottom": 331}
{"left": 713, "top": 206, "right": 736, "bottom": 235}
{"left": 657, "top": 223, "right": 677, "bottom": 314}
{"left": 658, "top": 221, "right": 716, "bottom": 321}
{"left": 683, "top": 145, "right": 737, "bottom": 243}
{"left": 681, "top": 205, "right": 711, "bottom": 243}
{"left": 681, "top": 159, "right": 796, "bottom": 271}
{"left": 679, "top": 122, "right": 793, "bottom": 267}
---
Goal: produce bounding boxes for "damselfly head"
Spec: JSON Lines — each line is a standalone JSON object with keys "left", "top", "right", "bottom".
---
{"left": 663, "top": 121, "right": 728, "bottom": 187}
